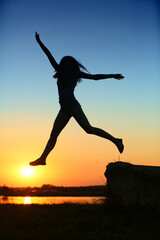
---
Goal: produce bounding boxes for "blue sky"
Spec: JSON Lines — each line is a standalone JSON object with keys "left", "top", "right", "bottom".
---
{"left": 1, "top": 0, "right": 159, "bottom": 128}
{"left": 0, "top": 0, "right": 160, "bottom": 186}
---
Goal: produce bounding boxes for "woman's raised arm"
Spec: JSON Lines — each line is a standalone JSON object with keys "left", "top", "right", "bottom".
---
{"left": 35, "top": 32, "right": 59, "bottom": 71}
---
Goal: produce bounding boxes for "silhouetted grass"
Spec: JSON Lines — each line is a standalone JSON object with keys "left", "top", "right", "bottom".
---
{"left": 0, "top": 203, "right": 159, "bottom": 240}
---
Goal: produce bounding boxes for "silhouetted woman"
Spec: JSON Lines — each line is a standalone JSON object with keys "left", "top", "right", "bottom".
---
{"left": 30, "top": 32, "right": 124, "bottom": 166}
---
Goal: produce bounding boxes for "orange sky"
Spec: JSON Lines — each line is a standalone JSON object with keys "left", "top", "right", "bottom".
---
{"left": 1, "top": 110, "right": 160, "bottom": 187}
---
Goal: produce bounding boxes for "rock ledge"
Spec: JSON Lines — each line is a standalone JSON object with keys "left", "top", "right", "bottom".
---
{"left": 105, "top": 161, "right": 160, "bottom": 208}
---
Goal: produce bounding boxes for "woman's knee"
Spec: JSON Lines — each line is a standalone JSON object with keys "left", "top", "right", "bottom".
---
{"left": 84, "top": 125, "right": 94, "bottom": 134}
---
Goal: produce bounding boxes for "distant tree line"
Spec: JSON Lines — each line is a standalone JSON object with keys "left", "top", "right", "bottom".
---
{"left": 0, "top": 184, "right": 106, "bottom": 197}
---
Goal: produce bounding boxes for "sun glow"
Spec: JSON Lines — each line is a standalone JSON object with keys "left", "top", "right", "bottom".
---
{"left": 21, "top": 167, "right": 35, "bottom": 177}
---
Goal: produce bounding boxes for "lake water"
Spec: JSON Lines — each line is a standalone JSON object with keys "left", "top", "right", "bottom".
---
{"left": 0, "top": 196, "right": 105, "bottom": 205}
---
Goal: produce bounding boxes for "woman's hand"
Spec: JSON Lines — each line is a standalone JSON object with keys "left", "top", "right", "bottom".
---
{"left": 35, "top": 32, "right": 40, "bottom": 42}
{"left": 114, "top": 74, "right": 124, "bottom": 80}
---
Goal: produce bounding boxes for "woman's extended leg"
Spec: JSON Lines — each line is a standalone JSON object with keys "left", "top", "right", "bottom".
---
{"left": 73, "top": 107, "right": 124, "bottom": 153}
{"left": 30, "top": 110, "right": 71, "bottom": 166}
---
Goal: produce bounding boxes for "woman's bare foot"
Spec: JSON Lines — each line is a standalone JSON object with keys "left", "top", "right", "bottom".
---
{"left": 115, "top": 138, "right": 124, "bottom": 153}
{"left": 29, "top": 158, "right": 46, "bottom": 166}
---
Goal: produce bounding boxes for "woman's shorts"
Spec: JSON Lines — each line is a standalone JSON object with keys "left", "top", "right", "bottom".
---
{"left": 59, "top": 98, "right": 81, "bottom": 115}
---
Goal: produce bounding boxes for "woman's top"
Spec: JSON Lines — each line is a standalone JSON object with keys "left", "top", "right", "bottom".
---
{"left": 57, "top": 74, "right": 81, "bottom": 113}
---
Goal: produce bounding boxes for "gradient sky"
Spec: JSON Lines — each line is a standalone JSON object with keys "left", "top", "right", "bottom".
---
{"left": 1, "top": 0, "right": 160, "bottom": 187}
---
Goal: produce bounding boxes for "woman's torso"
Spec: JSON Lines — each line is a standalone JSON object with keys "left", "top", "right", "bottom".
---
{"left": 57, "top": 74, "right": 81, "bottom": 111}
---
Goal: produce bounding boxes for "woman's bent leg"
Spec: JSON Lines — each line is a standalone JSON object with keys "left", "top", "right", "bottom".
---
{"left": 30, "top": 110, "right": 71, "bottom": 166}
{"left": 73, "top": 107, "right": 124, "bottom": 153}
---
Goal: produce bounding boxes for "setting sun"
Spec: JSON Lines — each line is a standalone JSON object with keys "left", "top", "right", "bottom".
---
{"left": 21, "top": 167, "right": 35, "bottom": 177}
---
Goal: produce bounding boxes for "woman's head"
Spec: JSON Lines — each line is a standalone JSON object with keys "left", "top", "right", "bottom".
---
{"left": 53, "top": 56, "right": 88, "bottom": 82}
{"left": 59, "top": 56, "right": 80, "bottom": 75}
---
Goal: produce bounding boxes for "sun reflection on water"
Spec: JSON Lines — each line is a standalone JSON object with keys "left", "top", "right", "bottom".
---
{"left": 0, "top": 196, "right": 104, "bottom": 205}
{"left": 24, "top": 197, "right": 31, "bottom": 204}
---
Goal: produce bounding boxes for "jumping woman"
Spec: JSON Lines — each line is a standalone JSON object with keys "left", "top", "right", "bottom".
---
{"left": 30, "top": 32, "right": 124, "bottom": 166}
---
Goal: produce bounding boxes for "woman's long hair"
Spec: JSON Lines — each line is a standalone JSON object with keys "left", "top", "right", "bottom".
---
{"left": 53, "top": 56, "right": 88, "bottom": 84}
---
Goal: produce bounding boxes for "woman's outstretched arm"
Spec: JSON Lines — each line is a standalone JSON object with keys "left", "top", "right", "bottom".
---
{"left": 79, "top": 72, "right": 124, "bottom": 80}
{"left": 35, "top": 32, "right": 59, "bottom": 71}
